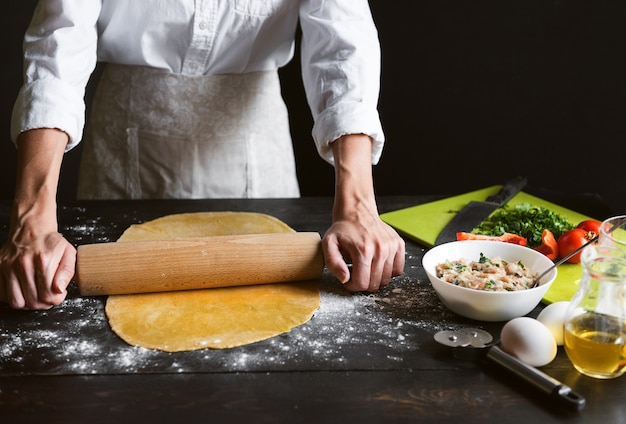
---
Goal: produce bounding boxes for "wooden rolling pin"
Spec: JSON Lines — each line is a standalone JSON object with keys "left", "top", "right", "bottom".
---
{"left": 75, "top": 232, "right": 323, "bottom": 296}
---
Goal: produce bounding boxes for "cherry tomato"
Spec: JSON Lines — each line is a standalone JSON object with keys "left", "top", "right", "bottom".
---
{"left": 576, "top": 219, "right": 601, "bottom": 239}
{"left": 456, "top": 232, "right": 527, "bottom": 246}
{"left": 534, "top": 229, "right": 559, "bottom": 261}
{"left": 557, "top": 228, "right": 593, "bottom": 264}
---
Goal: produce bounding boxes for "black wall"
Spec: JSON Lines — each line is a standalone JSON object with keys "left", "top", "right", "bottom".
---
{"left": 2, "top": 1, "right": 624, "bottom": 213}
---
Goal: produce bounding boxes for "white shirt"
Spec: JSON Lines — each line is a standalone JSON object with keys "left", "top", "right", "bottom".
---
{"left": 11, "top": 0, "right": 384, "bottom": 164}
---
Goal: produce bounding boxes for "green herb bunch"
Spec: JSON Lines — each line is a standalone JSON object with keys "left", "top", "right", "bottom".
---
{"left": 472, "top": 203, "right": 575, "bottom": 248}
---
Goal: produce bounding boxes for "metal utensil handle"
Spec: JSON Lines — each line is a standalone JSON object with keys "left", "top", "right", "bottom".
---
{"left": 485, "top": 176, "right": 527, "bottom": 204}
{"left": 533, "top": 218, "right": 623, "bottom": 287}
{"left": 533, "top": 235, "right": 598, "bottom": 287}
{"left": 487, "top": 346, "right": 586, "bottom": 412}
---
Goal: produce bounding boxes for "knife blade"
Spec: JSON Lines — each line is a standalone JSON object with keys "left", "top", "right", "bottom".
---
{"left": 434, "top": 176, "right": 528, "bottom": 245}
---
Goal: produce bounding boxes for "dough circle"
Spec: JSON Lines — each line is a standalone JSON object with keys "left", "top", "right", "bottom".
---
{"left": 105, "top": 212, "right": 320, "bottom": 351}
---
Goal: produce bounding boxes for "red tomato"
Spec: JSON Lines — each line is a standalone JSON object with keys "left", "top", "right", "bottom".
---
{"left": 576, "top": 219, "right": 601, "bottom": 238}
{"left": 557, "top": 228, "right": 593, "bottom": 264}
{"left": 456, "top": 232, "right": 527, "bottom": 246}
{"left": 534, "top": 229, "right": 559, "bottom": 261}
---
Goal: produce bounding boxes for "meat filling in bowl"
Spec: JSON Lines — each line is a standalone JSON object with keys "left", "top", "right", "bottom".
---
{"left": 435, "top": 253, "right": 537, "bottom": 292}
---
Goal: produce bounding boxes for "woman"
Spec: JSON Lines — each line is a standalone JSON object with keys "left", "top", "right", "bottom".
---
{"left": 1, "top": 0, "right": 405, "bottom": 310}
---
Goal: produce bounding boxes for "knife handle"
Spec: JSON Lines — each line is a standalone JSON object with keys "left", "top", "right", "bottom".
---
{"left": 486, "top": 346, "right": 585, "bottom": 412}
{"left": 486, "top": 176, "right": 528, "bottom": 204}
{"left": 75, "top": 232, "right": 324, "bottom": 296}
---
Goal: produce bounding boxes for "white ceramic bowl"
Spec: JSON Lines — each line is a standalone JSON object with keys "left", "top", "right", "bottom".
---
{"left": 422, "top": 240, "right": 558, "bottom": 322}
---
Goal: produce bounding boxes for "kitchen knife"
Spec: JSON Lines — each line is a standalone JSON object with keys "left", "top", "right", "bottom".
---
{"left": 75, "top": 232, "right": 324, "bottom": 296}
{"left": 434, "top": 176, "right": 528, "bottom": 245}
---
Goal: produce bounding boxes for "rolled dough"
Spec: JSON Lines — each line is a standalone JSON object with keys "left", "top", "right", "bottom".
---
{"left": 105, "top": 212, "right": 320, "bottom": 351}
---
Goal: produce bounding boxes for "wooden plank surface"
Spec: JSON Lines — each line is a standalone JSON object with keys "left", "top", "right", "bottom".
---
{"left": 1, "top": 197, "right": 624, "bottom": 423}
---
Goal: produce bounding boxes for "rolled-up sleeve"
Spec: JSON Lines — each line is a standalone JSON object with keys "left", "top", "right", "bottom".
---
{"left": 11, "top": 0, "right": 101, "bottom": 151}
{"left": 299, "top": 0, "right": 384, "bottom": 165}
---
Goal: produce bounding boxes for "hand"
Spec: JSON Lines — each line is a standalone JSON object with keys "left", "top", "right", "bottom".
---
{"left": 323, "top": 210, "right": 405, "bottom": 292}
{"left": 324, "top": 133, "right": 405, "bottom": 292}
{"left": 1, "top": 128, "right": 73, "bottom": 309}
{"left": 0, "top": 232, "right": 76, "bottom": 310}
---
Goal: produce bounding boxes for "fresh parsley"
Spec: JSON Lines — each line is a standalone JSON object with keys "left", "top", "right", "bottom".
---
{"left": 472, "top": 203, "right": 574, "bottom": 248}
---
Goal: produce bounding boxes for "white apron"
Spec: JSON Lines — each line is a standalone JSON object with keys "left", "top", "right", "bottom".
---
{"left": 77, "top": 64, "right": 300, "bottom": 199}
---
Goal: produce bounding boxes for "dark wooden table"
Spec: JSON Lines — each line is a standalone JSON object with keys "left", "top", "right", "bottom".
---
{"left": 1, "top": 196, "right": 624, "bottom": 423}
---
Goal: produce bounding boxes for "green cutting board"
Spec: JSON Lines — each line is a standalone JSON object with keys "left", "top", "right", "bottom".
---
{"left": 380, "top": 186, "right": 593, "bottom": 304}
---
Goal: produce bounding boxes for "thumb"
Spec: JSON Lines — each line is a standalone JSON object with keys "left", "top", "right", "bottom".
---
{"left": 322, "top": 237, "right": 351, "bottom": 284}
{"left": 52, "top": 246, "right": 76, "bottom": 294}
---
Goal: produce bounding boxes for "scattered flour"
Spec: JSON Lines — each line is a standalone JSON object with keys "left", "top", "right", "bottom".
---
{"left": 1, "top": 269, "right": 459, "bottom": 376}
{"left": 1, "top": 218, "right": 461, "bottom": 376}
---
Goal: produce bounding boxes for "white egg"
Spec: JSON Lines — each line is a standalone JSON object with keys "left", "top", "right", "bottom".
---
{"left": 537, "top": 301, "right": 570, "bottom": 346}
{"left": 500, "top": 317, "right": 557, "bottom": 367}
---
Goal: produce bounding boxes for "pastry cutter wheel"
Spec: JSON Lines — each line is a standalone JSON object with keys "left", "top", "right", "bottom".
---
{"left": 434, "top": 328, "right": 586, "bottom": 412}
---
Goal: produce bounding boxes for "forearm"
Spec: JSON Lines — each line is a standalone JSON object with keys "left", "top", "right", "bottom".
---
{"left": 330, "top": 133, "right": 378, "bottom": 220}
{"left": 10, "top": 128, "right": 68, "bottom": 239}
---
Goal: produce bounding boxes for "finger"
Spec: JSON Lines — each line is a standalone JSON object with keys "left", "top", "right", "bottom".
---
{"left": 15, "top": 258, "right": 43, "bottom": 309}
{"left": 6, "top": 272, "right": 27, "bottom": 310}
{"left": 34, "top": 253, "right": 52, "bottom": 301}
{"left": 52, "top": 244, "right": 76, "bottom": 295}
{"left": 368, "top": 241, "right": 398, "bottom": 290}
{"left": 378, "top": 254, "right": 395, "bottom": 288}
{"left": 368, "top": 253, "right": 386, "bottom": 290}
{"left": 392, "top": 238, "right": 406, "bottom": 277}
{"left": 322, "top": 235, "right": 351, "bottom": 284}
{"left": 344, "top": 256, "right": 374, "bottom": 292}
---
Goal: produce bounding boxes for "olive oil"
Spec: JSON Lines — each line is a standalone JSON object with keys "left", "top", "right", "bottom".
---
{"left": 564, "top": 312, "right": 626, "bottom": 379}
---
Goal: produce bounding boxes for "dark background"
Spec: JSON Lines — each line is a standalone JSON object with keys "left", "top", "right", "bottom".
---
{"left": 2, "top": 1, "right": 624, "bottom": 214}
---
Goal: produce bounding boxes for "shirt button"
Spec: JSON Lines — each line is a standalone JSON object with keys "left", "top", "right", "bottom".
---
{"left": 198, "top": 20, "right": 209, "bottom": 30}
{"left": 190, "top": 63, "right": 203, "bottom": 74}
